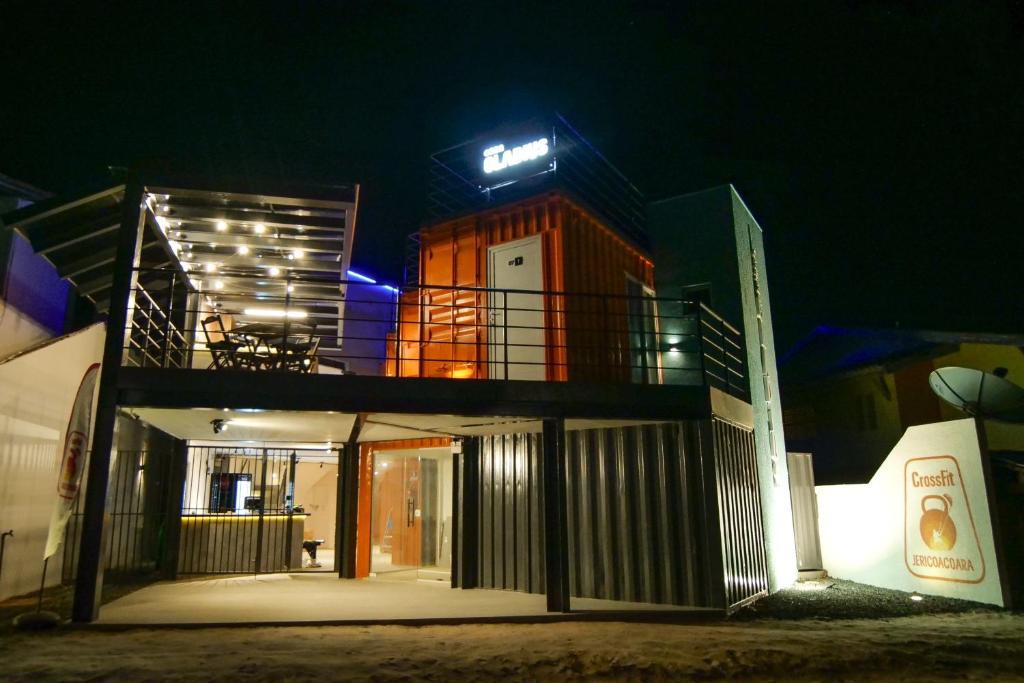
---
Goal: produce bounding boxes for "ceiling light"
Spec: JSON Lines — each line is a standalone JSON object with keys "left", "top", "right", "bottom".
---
{"left": 205, "top": 262, "right": 217, "bottom": 273}
{"left": 269, "top": 267, "right": 281, "bottom": 276}
{"left": 287, "top": 285, "right": 294, "bottom": 293}
{"left": 243, "top": 308, "right": 308, "bottom": 319}
{"left": 214, "top": 280, "right": 225, "bottom": 290}
{"left": 211, "top": 419, "right": 228, "bottom": 434}
{"left": 292, "top": 249, "right": 305, "bottom": 259}
{"left": 237, "top": 245, "right": 250, "bottom": 255}
{"left": 216, "top": 221, "right": 228, "bottom": 232}
{"left": 254, "top": 223, "right": 266, "bottom": 234}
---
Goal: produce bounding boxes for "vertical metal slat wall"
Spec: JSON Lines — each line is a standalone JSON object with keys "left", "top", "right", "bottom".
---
{"left": 465, "top": 422, "right": 727, "bottom": 607}
{"left": 711, "top": 417, "right": 769, "bottom": 609}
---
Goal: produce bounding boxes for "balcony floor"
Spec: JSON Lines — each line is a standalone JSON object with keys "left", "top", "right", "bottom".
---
{"left": 116, "top": 367, "right": 713, "bottom": 422}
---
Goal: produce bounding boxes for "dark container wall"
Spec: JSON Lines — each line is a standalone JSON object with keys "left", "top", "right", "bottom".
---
{"left": 465, "top": 421, "right": 726, "bottom": 607}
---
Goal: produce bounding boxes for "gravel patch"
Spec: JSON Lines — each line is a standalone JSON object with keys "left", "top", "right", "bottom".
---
{"left": 732, "top": 577, "right": 1002, "bottom": 621}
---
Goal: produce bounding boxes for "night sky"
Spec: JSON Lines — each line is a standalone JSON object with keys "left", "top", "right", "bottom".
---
{"left": 2, "top": 2, "right": 1021, "bottom": 350}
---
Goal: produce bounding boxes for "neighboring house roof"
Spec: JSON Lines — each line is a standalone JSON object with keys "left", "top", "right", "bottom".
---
{"left": 780, "top": 325, "right": 1024, "bottom": 386}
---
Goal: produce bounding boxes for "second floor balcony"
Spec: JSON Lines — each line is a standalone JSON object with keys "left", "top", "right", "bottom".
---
{"left": 123, "top": 267, "right": 750, "bottom": 401}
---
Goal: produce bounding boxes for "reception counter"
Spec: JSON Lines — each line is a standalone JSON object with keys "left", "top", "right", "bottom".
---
{"left": 178, "top": 513, "right": 307, "bottom": 574}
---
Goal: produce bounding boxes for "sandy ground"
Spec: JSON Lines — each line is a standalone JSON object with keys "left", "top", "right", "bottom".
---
{"left": 1, "top": 611, "right": 1022, "bottom": 681}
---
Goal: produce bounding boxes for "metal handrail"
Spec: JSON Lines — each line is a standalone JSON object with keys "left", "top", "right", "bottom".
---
{"left": 120, "top": 267, "right": 748, "bottom": 398}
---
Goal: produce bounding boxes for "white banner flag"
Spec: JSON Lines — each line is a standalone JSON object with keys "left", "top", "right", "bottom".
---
{"left": 43, "top": 362, "right": 101, "bottom": 559}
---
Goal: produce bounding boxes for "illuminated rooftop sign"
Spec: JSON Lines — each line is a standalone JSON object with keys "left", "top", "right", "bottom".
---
{"left": 482, "top": 137, "right": 549, "bottom": 174}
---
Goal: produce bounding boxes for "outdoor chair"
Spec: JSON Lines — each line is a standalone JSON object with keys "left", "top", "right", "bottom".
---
{"left": 201, "top": 315, "right": 243, "bottom": 370}
{"left": 272, "top": 334, "right": 320, "bottom": 373}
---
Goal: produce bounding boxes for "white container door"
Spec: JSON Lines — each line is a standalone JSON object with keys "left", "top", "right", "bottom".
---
{"left": 487, "top": 235, "right": 546, "bottom": 380}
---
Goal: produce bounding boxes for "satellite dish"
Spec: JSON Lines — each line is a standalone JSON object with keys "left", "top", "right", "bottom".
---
{"left": 929, "top": 367, "right": 1024, "bottom": 424}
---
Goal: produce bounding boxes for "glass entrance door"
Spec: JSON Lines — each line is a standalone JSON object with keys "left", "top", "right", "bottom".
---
{"left": 370, "top": 448, "right": 452, "bottom": 580}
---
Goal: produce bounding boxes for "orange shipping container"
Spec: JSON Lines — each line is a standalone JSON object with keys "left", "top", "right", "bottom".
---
{"left": 393, "top": 191, "right": 654, "bottom": 382}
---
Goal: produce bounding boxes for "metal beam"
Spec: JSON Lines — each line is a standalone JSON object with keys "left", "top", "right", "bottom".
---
{"left": 337, "top": 414, "right": 365, "bottom": 579}
{"left": 182, "top": 251, "right": 343, "bottom": 273}
{"left": 38, "top": 220, "right": 119, "bottom": 255}
{"left": 454, "top": 437, "right": 480, "bottom": 588}
{"left": 116, "top": 369, "right": 714, "bottom": 421}
{"left": 146, "top": 183, "right": 357, "bottom": 211}
{"left": 72, "top": 181, "right": 146, "bottom": 623}
{"left": 2, "top": 184, "right": 125, "bottom": 230}
{"left": 170, "top": 226, "right": 344, "bottom": 254}
{"left": 161, "top": 438, "right": 189, "bottom": 580}
{"left": 542, "top": 417, "right": 570, "bottom": 612}
{"left": 57, "top": 238, "right": 160, "bottom": 281}
{"left": 162, "top": 204, "right": 348, "bottom": 232}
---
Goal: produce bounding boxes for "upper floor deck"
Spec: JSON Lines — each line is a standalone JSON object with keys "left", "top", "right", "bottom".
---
{"left": 2, "top": 177, "right": 751, "bottom": 414}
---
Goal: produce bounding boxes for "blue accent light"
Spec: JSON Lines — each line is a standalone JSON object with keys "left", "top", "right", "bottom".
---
{"left": 346, "top": 270, "right": 377, "bottom": 284}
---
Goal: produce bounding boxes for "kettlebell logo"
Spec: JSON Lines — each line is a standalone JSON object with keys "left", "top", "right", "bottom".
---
{"left": 919, "top": 494, "right": 957, "bottom": 551}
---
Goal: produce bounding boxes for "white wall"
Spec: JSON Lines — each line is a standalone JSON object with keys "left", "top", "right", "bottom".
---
{"left": 294, "top": 462, "right": 337, "bottom": 548}
{"left": 0, "top": 302, "right": 54, "bottom": 360}
{"left": 732, "top": 187, "right": 798, "bottom": 591}
{"left": 0, "top": 323, "right": 104, "bottom": 600}
{"left": 816, "top": 418, "right": 1004, "bottom": 606}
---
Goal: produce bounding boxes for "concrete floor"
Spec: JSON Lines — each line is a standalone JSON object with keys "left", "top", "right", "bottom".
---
{"left": 95, "top": 573, "right": 713, "bottom": 626}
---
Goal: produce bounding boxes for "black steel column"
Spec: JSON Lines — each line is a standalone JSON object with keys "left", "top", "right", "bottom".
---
{"left": 160, "top": 438, "right": 188, "bottom": 580}
{"left": 334, "top": 446, "right": 346, "bottom": 577}
{"left": 454, "top": 438, "right": 480, "bottom": 589}
{"left": 337, "top": 416, "right": 364, "bottom": 579}
{"left": 542, "top": 418, "right": 570, "bottom": 612}
{"left": 72, "top": 182, "right": 146, "bottom": 623}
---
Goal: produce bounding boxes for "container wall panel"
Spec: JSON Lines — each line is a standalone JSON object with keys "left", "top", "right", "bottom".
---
{"left": 712, "top": 418, "right": 770, "bottom": 608}
{"left": 465, "top": 422, "right": 721, "bottom": 607}
{"left": 410, "top": 192, "right": 652, "bottom": 382}
{"left": 476, "top": 432, "right": 545, "bottom": 593}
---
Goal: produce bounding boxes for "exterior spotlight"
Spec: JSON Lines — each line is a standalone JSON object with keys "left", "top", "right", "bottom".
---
{"left": 211, "top": 419, "right": 228, "bottom": 434}
{"left": 910, "top": 593, "right": 924, "bottom": 602}
{"left": 269, "top": 267, "right": 281, "bottom": 276}
{"left": 292, "top": 249, "right": 305, "bottom": 259}
{"left": 205, "top": 262, "right": 217, "bottom": 273}
{"left": 214, "top": 280, "right": 225, "bottom": 290}
{"left": 216, "top": 221, "right": 228, "bottom": 232}
{"left": 254, "top": 223, "right": 266, "bottom": 234}
{"left": 237, "top": 245, "right": 250, "bottom": 255}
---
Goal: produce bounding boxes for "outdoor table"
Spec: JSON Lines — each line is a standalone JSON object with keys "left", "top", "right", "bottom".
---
{"left": 231, "top": 322, "right": 316, "bottom": 371}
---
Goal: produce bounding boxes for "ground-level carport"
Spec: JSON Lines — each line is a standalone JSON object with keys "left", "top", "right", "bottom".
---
{"left": 67, "top": 369, "right": 772, "bottom": 623}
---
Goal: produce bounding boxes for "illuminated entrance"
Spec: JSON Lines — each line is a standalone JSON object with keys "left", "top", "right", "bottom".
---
{"left": 370, "top": 447, "right": 453, "bottom": 581}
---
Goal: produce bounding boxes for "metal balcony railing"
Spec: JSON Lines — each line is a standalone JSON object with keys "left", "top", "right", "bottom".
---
{"left": 119, "top": 268, "right": 749, "bottom": 400}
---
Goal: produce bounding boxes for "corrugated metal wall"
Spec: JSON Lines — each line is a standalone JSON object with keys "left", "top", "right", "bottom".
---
{"left": 477, "top": 432, "right": 546, "bottom": 593}
{"left": 787, "top": 452, "right": 824, "bottom": 571}
{"left": 470, "top": 422, "right": 720, "bottom": 607}
{"left": 564, "top": 422, "right": 708, "bottom": 605}
{"left": 398, "top": 191, "right": 655, "bottom": 382}
{"left": 711, "top": 417, "right": 769, "bottom": 608}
